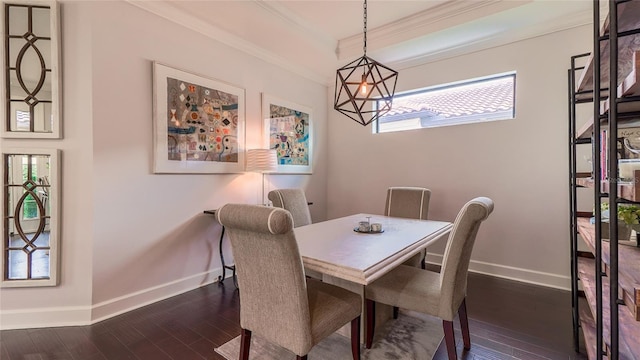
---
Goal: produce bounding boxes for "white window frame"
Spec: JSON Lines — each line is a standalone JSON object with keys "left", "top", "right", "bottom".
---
{"left": 1, "top": 148, "right": 60, "bottom": 287}
{"left": 374, "top": 72, "right": 516, "bottom": 134}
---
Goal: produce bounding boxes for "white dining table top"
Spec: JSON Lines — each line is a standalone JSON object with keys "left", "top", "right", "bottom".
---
{"left": 294, "top": 213, "right": 452, "bottom": 285}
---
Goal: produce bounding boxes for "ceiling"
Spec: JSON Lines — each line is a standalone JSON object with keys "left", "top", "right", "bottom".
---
{"left": 129, "top": 0, "right": 594, "bottom": 84}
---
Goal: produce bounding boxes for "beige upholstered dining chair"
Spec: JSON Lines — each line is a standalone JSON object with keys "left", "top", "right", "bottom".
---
{"left": 216, "top": 204, "right": 362, "bottom": 360}
{"left": 384, "top": 186, "right": 432, "bottom": 269}
{"left": 268, "top": 188, "right": 312, "bottom": 227}
{"left": 268, "top": 188, "right": 323, "bottom": 280}
{"left": 385, "top": 187, "right": 432, "bottom": 319}
{"left": 365, "top": 197, "right": 494, "bottom": 360}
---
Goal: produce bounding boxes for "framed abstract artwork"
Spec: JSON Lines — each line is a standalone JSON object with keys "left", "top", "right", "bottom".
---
{"left": 152, "top": 62, "right": 245, "bottom": 173}
{"left": 262, "top": 94, "right": 312, "bottom": 174}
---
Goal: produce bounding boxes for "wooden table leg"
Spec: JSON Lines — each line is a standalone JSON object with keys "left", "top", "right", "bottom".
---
{"left": 322, "top": 274, "right": 392, "bottom": 344}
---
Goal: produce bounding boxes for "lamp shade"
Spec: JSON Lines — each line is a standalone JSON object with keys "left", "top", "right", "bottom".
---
{"left": 246, "top": 149, "right": 278, "bottom": 173}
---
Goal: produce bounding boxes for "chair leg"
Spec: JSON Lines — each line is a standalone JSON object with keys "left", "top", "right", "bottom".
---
{"left": 351, "top": 316, "right": 361, "bottom": 360}
{"left": 365, "top": 299, "right": 375, "bottom": 349}
{"left": 240, "top": 328, "right": 251, "bottom": 360}
{"left": 442, "top": 320, "right": 457, "bottom": 360}
{"left": 458, "top": 298, "right": 471, "bottom": 350}
{"left": 393, "top": 306, "right": 399, "bottom": 319}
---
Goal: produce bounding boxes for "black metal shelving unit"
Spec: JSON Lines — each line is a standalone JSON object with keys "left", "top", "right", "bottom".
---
{"left": 568, "top": 1, "right": 640, "bottom": 359}
{"left": 569, "top": 51, "right": 592, "bottom": 355}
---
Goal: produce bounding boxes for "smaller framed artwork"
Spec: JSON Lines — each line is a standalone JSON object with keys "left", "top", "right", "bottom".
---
{"left": 152, "top": 62, "right": 245, "bottom": 173}
{"left": 262, "top": 94, "right": 312, "bottom": 174}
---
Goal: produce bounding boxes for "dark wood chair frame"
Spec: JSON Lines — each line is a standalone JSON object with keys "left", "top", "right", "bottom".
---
{"left": 366, "top": 298, "right": 470, "bottom": 360}
{"left": 239, "top": 316, "right": 361, "bottom": 360}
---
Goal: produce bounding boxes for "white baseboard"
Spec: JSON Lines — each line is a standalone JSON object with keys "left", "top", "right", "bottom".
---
{"left": 425, "top": 253, "right": 571, "bottom": 291}
{"left": 91, "top": 269, "right": 220, "bottom": 322}
{"left": 0, "top": 268, "right": 223, "bottom": 330}
{"left": 0, "top": 306, "right": 92, "bottom": 330}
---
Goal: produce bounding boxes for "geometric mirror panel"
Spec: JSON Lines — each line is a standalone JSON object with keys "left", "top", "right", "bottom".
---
{"left": 2, "top": 149, "right": 59, "bottom": 286}
{"left": 2, "top": 2, "right": 61, "bottom": 138}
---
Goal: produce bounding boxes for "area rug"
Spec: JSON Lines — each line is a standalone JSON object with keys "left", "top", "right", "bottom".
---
{"left": 214, "top": 311, "right": 443, "bottom": 360}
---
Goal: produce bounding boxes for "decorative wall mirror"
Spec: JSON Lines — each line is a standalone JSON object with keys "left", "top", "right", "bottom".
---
{"left": 1, "top": 148, "right": 59, "bottom": 287}
{"left": 1, "top": 1, "right": 61, "bottom": 138}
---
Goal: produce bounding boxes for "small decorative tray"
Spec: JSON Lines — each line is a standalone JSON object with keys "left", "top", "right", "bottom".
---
{"left": 353, "top": 227, "right": 384, "bottom": 234}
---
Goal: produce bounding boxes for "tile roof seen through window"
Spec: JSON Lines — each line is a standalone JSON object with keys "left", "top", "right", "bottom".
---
{"left": 383, "top": 76, "right": 514, "bottom": 120}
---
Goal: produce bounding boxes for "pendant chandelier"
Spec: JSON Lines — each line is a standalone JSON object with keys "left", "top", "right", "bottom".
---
{"left": 334, "top": 0, "right": 398, "bottom": 126}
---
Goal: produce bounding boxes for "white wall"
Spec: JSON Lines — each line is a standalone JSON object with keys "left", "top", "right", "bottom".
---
{"left": 326, "top": 25, "right": 592, "bottom": 289}
{"left": 0, "top": 1, "right": 328, "bottom": 329}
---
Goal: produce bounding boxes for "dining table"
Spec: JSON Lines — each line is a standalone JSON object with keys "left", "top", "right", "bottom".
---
{"left": 294, "top": 213, "right": 452, "bottom": 341}
{"left": 295, "top": 213, "right": 452, "bottom": 285}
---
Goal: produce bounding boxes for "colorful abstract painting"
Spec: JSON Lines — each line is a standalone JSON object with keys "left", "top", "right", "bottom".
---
{"left": 153, "top": 63, "right": 245, "bottom": 173}
{"left": 262, "top": 94, "right": 312, "bottom": 174}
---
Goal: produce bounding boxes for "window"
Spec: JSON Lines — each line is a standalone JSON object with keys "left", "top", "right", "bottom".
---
{"left": 374, "top": 72, "right": 516, "bottom": 133}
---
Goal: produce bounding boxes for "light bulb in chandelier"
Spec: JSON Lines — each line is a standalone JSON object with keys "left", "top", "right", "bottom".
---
{"left": 360, "top": 74, "right": 368, "bottom": 95}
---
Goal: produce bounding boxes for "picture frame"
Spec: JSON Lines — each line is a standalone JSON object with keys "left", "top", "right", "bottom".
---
{"left": 262, "top": 94, "right": 312, "bottom": 174}
{"left": 152, "top": 62, "right": 245, "bottom": 173}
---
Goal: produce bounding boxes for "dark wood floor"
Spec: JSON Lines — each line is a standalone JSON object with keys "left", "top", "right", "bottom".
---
{"left": 1, "top": 272, "right": 587, "bottom": 360}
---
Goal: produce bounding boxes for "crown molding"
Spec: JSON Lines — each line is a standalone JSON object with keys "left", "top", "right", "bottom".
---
{"left": 387, "top": 7, "right": 593, "bottom": 72}
{"left": 337, "top": 0, "right": 529, "bottom": 60}
{"left": 126, "top": 0, "right": 328, "bottom": 85}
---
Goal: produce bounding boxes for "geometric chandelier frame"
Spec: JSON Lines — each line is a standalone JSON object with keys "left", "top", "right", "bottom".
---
{"left": 334, "top": 0, "right": 398, "bottom": 126}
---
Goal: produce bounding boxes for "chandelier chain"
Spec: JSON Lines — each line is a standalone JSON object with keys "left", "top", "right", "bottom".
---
{"left": 363, "top": 0, "right": 367, "bottom": 56}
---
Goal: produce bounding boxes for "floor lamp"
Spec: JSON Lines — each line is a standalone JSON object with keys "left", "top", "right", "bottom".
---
{"left": 246, "top": 149, "right": 278, "bottom": 205}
